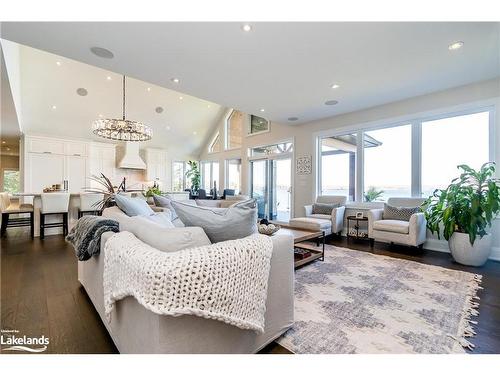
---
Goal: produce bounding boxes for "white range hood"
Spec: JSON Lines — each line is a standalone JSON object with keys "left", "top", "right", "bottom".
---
{"left": 117, "top": 142, "right": 146, "bottom": 170}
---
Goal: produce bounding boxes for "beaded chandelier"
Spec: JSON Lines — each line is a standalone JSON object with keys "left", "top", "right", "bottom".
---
{"left": 92, "top": 75, "right": 152, "bottom": 141}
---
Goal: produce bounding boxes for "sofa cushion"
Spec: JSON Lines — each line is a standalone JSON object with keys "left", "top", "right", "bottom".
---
{"left": 383, "top": 203, "right": 420, "bottom": 222}
{"left": 289, "top": 217, "right": 332, "bottom": 232}
{"left": 308, "top": 213, "right": 331, "bottom": 220}
{"left": 312, "top": 202, "right": 339, "bottom": 215}
{"left": 120, "top": 215, "right": 211, "bottom": 252}
{"left": 373, "top": 219, "right": 410, "bottom": 234}
{"left": 140, "top": 212, "right": 175, "bottom": 228}
{"left": 115, "top": 194, "right": 155, "bottom": 217}
{"left": 153, "top": 194, "right": 178, "bottom": 220}
{"left": 171, "top": 199, "right": 258, "bottom": 243}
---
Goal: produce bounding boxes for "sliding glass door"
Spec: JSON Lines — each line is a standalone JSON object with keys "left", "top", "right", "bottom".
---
{"left": 250, "top": 157, "right": 292, "bottom": 222}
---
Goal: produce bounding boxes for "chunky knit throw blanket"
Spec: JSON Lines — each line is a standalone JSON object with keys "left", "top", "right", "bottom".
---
{"left": 66, "top": 216, "right": 119, "bottom": 261}
{"left": 103, "top": 231, "right": 274, "bottom": 332}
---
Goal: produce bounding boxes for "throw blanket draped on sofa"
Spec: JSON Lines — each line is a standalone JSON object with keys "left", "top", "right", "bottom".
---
{"left": 103, "top": 231, "right": 273, "bottom": 332}
{"left": 66, "top": 216, "right": 120, "bottom": 261}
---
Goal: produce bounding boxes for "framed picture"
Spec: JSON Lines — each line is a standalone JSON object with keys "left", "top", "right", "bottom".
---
{"left": 296, "top": 155, "right": 312, "bottom": 175}
{"left": 355, "top": 212, "right": 364, "bottom": 219}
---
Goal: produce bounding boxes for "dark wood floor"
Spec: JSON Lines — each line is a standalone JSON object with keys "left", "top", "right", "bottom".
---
{"left": 1, "top": 229, "right": 499, "bottom": 354}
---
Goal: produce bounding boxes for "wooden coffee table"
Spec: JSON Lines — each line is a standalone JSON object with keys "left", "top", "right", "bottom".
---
{"left": 273, "top": 225, "right": 325, "bottom": 268}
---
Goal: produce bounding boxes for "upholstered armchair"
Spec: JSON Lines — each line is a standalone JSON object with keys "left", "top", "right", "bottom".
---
{"left": 367, "top": 197, "right": 427, "bottom": 248}
{"left": 303, "top": 195, "right": 347, "bottom": 235}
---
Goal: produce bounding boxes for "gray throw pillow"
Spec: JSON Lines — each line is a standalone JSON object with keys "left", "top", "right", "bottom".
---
{"left": 140, "top": 212, "right": 175, "bottom": 228}
{"left": 153, "top": 194, "right": 178, "bottom": 220}
{"left": 171, "top": 199, "right": 258, "bottom": 243}
{"left": 383, "top": 203, "right": 420, "bottom": 221}
{"left": 312, "top": 202, "right": 340, "bottom": 215}
{"left": 115, "top": 194, "right": 155, "bottom": 217}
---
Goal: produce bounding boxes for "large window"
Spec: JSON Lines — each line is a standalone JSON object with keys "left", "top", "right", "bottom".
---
{"left": 364, "top": 125, "right": 412, "bottom": 201}
{"left": 251, "top": 142, "right": 293, "bottom": 157}
{"left": 421, "top": 111, "right": 490, "bottom": 197}
{"left": 2, "top": 169, "right": 20, "bottom": 193}
{"left": 172, "top": 161, "right": 187, "bottom": 192}
{"left": 317, "top": 108, "right": 492, "bottom": 202}
{"left": 226, "top": 159, "right": 241, "bottom": 194}
{"left": 320, "top": 133, "right": 357, "bottom": 200}
{"left": 209, "top": 133, "right": 221, "bottom": 153}
{"left": 226, "top": 110, "right": 244, "bottom": 149}
{"left": 202, "top": 161, "right": 219, "bottom": 192}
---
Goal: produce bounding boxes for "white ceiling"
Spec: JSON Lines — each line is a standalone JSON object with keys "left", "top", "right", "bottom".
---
{"left": 1, "top": 22, "right": 499, "bottom": 125}
{"left": 0, "top": 39, "right": 224, "bottom": 156}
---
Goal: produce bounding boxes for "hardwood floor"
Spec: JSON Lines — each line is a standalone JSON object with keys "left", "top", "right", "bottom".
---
{"left": 1, "top": 229, "right": 499, "bottom": 354}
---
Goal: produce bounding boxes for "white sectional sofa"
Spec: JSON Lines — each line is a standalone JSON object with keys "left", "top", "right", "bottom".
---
{"left": 77, "top": 206, "right": 295, "bottom": 353}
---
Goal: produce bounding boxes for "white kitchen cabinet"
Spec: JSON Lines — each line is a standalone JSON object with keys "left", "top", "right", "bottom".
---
{"left": 66, "top": 155, "right": 88, "bottom": 193}
{"left": 89, "top": 143, "right": 116, "bottom": 187}
{"left": 144, "top": 148, "right": 170, "bottom": 189}
{"left": 28, "top": 137, "right": 65, "bottom": 155}
{"left": 26, "top": 152, "right": 66, "bottom": 193}
{"left": 65, "top": 141, "right": 88, "bottom": 157}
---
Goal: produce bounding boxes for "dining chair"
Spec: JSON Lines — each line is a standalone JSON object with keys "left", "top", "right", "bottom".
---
{"left": 78, "top": 193, "right": 104, "bottom": 218}
{"left": 40, "top": 193, "right": 70, "bottom": 239}
{"left": 0, "top": 192, "right": 34, "bottom": 238}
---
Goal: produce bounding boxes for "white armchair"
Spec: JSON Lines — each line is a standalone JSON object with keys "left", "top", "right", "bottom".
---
{"left": 303, "top": 195, "right": 347, "bottom": 235}
{"left": 367, "top": 197, "right": 426, "bottom": 248}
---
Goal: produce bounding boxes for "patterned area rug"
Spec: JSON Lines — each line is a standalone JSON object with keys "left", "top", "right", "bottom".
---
{"left": 277, "top": 244, "right": 482, "bottom": 354}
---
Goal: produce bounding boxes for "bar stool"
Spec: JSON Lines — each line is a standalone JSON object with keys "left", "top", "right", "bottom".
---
{"left": 40, "top": 193, "right": 70, "bottom": 239}
{"left": 0, "top": 192, "right": 34, "bottom": 238}
{"left": 78, "top": 193, "right": 104, "bottom": 218}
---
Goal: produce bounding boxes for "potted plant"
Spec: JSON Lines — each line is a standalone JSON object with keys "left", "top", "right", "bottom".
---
{"left": 364, "top": 186, "right": 384, "bottom": 202}
{"left": 423, "top": 162, "right": 500, "bottom": 266}
{"left": 185, "top": 160, "right": 200, "bottom": 193}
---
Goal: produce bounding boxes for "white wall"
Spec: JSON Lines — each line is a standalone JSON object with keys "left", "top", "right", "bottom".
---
{"left": 198, "top": 78, "right": 500, "bottom": 259}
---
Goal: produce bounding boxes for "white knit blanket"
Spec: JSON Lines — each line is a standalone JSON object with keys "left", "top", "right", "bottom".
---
{"left": 103, "top": 231, "right": 273, "bottom": 332}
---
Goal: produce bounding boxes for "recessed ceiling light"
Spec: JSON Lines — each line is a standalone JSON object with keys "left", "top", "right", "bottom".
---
{"left": 331, "top": 84, "right": 340, "bottom": 89}
{"left": 6, "top": 147, "right": 10, "bottom": 151}
{"left": 171, "top": 78, "right": 180, "bottom": 83}
{"left": 179, "top": 96, "right": 184, "bottom": 100}
{"left": 147, "top": 87, "right": 151, "bottom": 92}
{"left": 193, "top": 131, "right": 197, "bottom": 135}
{"left": 106, "top": 76, "right": 112, "bottom": 81}
{"left": 155, "top": 106, "right": 164, "bottom": 114}
{"left": 76, "top": 88, "right": 88, "bottom": 96}
{"left": 2, "top": 141, "right": 6, "bottom": 144}
{"left": 242, "top": 24, "right": 252, "bottom": 32}
{"left": 165, "top": 125, "right": 171, "bottom": 131}
{"left": 99, "top": 114, "right": 104, "bottom": 118}
{"left": 448, "top": 41, "right": 464, "bottom": 50}
{"left": 56, "top": 61, "right": 61, "bottom": 66}
{"left": 90, "top": 46, "right": 114, "bottom": 59}
{"left": 324, "top": 100, "right": 339, "bottom": 106}
{"left": 51, "top": 105, "right": 57, "bottom": 110}
{"left": 260, "top": 109, "right": 265, "bottom": 112}
{"left": 288, "top": 117, "right": 299, "bottom": 121}
{"left": 207, "top": 105, "right": 211, "bottom": 108}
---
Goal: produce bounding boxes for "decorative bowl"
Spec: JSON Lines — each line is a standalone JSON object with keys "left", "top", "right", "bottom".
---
{"left": 258, "top": 223, "right": 281, "bottom": 235}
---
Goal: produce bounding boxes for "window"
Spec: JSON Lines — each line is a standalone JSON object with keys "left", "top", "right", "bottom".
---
{"left": 209, "top": 133, "right": 221, "bottom": 153}
{"left": 225, "top": 110, "right": 244, "bottom": 149}
{"left": 172, "top": 161, "right": 186, "bottom": 192}
{"left": 421, "top": 111, "right": 490, "bottom": 197}
{"left": 201, "top": 161, "right": 219, "bottom": 192}
{"left": 250, "top": 142, "right": 293, "bottom": 157}
{"left": 363, "top": 125, "right": 411, "bottom": 201}
{"left": 320, "top": 134, "right": 357, "bottom": 201}
{"left": 250, "top": 115, "right": 269, "bottom": 134}
{"left": 226, "top": 159, "right": 241, "bottom": 194}
{"left": 2, "top": 169, "right": 20, "bottom": 193}
{"left": 317, "top": 108, "right": 492, "bottom": 203}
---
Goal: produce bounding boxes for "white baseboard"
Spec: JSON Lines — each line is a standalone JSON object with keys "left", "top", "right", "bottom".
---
{"left": 424, "top": 238, "right": 500, "bottom": 262}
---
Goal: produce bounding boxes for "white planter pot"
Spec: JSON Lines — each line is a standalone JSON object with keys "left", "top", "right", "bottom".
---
{"left": 448, "top": 232, "right": 492, "bottom": 266}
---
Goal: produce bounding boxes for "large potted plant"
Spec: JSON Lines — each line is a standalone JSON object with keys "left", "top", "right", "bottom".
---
{"left": 185, "top": 160, "right": 200, "bottom": 193}
{"left": 423, "top": 162, "right": 500, "bottom": 266}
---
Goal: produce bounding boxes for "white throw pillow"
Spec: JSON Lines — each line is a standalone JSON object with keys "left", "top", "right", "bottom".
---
{"left": 120, "top": 216, "right": 211, "bottom": 252}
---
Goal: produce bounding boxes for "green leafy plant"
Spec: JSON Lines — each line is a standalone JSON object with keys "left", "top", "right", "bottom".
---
{"left": 144, "top": 185, "right": 162, "bottom": 197}
{"left": 364, "top": 187, "right": 384, "bottom": 202}
{"left": 422, "top": 162, "right": 500, "bottom": 245}
{"left": 185, "top": 160, "right": 200, "bottom": 192}
{"left": 84, "top": 173, "right": 124, "bottom": 210}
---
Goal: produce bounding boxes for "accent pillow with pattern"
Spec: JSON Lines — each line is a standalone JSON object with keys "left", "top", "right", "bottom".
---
{"left": 383, "top": 203, "right": 420, "bottom": 221}
{"left": 312, "top": 202, "right": 340, "bottom": 215}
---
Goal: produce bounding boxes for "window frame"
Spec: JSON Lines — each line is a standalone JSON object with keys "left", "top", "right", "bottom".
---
{"left": 171, "top": 161, "right": 188, "bottom": 192}
{"left": 225, "top": 158, "right": 242, "bottom": 194}
{"left": 201, "top": 160, "right": 220, "bottom": 191}
{"left": 314, "top": 104, "right": 495, "bottom": 204}
{"left": 224, "top": 110, "right": 243, "bottom": 151}
{"left": 208, "top": 132, "right": 221, "bottom": 154}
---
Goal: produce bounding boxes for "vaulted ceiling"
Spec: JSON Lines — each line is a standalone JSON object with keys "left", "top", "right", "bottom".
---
{"left": 2, "top": 22, "right": 499, "bottom": 126}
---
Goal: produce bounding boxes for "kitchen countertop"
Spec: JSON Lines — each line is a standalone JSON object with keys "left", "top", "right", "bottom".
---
{"left": 14, "top": 192, "right": 83, "bottom": 197}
